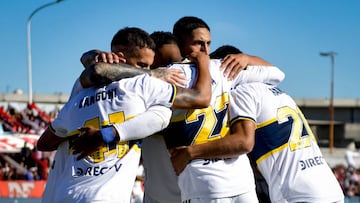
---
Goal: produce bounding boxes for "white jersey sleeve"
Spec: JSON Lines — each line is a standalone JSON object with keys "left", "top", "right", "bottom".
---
{"left": 114, "top": 105, "right": 172, "bottom": 141}
{"left": 229, "top": 83, "right": 258, "bottom": 122}
{"left": 232, "top": 65, "right": 285, "bottom": 87}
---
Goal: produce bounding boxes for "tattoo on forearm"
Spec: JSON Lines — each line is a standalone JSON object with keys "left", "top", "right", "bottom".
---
{"left": 94, "top": 63, "right": 149, "bottom": 81}
{"left": 174, "top": 88, "right": 201, "bottom": 107}
{"left": 80, "top": 62, "right": 150, "bottom": 87}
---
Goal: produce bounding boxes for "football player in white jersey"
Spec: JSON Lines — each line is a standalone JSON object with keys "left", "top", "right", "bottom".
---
{"left": 36, "top": 27, "right": 212, "bottom": 203}
{"left": 37, "top": 72, "right": 175, "bottom": 203}
{"left": 37, "top": 62, "right": 210, "bottom": 203}
{"left": 229, "top": 83, "right": 344, "bottom": 203}
{"left": 77, "top": 17, "right": 285, "bottom": 203}
{"left": 172, "top": 82, "right": 345, "bottom": 203}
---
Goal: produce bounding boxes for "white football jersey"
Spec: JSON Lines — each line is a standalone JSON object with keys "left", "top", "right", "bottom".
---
{"left": 230, "top": 82, "right": 344, "bottom": 203}
{"left": 42, "top": 74, "right": 175, "bottom": 203}
{"left": 154, "top": 59, "right": 284, "bottom": 201}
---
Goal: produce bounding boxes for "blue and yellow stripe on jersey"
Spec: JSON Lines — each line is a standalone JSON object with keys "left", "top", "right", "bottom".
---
{"left": 250, "top": 117, "right": 294, "bottom": 164}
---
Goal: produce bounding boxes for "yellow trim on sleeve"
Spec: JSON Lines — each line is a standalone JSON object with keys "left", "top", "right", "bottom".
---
{"left": 230, "top": 117, "right": 256, "bottom": 126}
{"left": 257, "top": 118, "right": 277, "bottom": 128}
{"left": 256, "top": 143, "right": 288, "bottom": 165}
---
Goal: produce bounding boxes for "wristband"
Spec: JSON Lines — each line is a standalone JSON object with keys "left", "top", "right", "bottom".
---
{"left": 101, "top": 126, "right": 116, "bottom": 143}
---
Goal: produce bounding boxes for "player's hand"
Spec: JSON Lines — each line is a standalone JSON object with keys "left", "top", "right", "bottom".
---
{"left": 81, "top": 50, "right": 126, "bottom": 68}
{"left": 151, "top": 68, "right": 187, "bottom": 86}
{"left": 169, "top": 146, "right": 192, "bottom": 176}
{"left": 95, "top": 51, "right": 126, "bottom": 64}
{"left": 187, "top": 51, "right": 210, "bottom": 71}
{"left": 220, "top": 53, "right": 248, "bottom": 80}
{"left": 71, "top": 127, "right": 104, "bottom": 160}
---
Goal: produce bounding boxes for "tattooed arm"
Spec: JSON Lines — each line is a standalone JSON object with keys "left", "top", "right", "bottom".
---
{"left": 172, "top": 51, "right": 211, "bottom": 109}
{"left": 80, "top": 52, "right": 211, "bottom": 109}
{"left": 80, "top": 62, "right": 186, "bottom": 88}
{"left": 80, "top": 62, "right": 149, "bottom": 87}
{"left": 80, "top": 49, "right": 125, "bottom": 69}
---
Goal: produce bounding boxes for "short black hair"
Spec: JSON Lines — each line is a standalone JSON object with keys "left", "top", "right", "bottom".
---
{"left": 150, "top": 31, "right": 178, "bottom": 50}
{"left": 173, "top": 16, "right": 210, "bottom": 46}
{"left": 111, "top": 27, "right": 155, "bottom": 51}
{"left": 210, "top": 45, "right": 242, "bottom": 59}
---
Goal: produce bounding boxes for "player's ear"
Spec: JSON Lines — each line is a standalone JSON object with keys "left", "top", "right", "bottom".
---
{"left": 117, "top": 52, "right": 126, "bottom": 63}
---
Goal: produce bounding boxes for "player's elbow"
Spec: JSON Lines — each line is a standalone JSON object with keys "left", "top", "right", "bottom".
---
{"left": 231, "top": 130, "right": 255, "bottom": 154}
{"left": 36, "top": 128, "right": 65, "bottom": 151}
{"left": 173, "top": 89, "right": 211, "bottom": 109}
{"left": 79, "top": 65, "right": 97, "bottom": 88}
{"left": 81, "top": 63, "right": 112, "bottom": 87}
{"left": 242, "top": 142, "right": 254, "bottom": 154}
{"left": 243, "top": 135, "right": 255, "bottom": 153}
{"left": 36, "top": 139, "right": 58, "bottom": 152}
{"left": 195, "top": 94, "right": 211, "bottom": 108}
{"left": 36, "top": 141, "right": 46, "bottom": 151}
{"left": 233, "top": 139, "right": 253, "bottom": 155}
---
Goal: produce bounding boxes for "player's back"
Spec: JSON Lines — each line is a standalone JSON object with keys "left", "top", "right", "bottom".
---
{"left": 234, "top": 82, "right": 344, "bottom": 202}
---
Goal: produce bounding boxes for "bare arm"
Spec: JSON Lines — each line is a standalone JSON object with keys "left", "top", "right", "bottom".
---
{"left": 80, "top": 62, "right": 150, "bottom": 87}
{"left": 79, "top": 49, "right": 186, "bottom": 87}
{"left": 221, "top": 53, "right": 272, "bottom": 80}
{"left": 37, "top": 127, "right": 68, "bottom": 151}
{"left": 170, "top": 119, "right": 255, "bottom": 175}
{"left": 80, "top": 50, "right": 124, "bottom": 68}
{"left": 80, "top": 62, "right": 187, "bottom": 88}
{"left": 80, "top": 53, "right": 211, "bottom": 109}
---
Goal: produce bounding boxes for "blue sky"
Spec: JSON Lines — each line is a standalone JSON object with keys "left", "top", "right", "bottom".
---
{"left": 0, "top": 0, "right": 359, "bottom": 99}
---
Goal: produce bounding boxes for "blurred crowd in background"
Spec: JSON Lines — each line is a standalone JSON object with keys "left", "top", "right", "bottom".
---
{"left": 0, "top": 102, "right": 56, "bottom": 182}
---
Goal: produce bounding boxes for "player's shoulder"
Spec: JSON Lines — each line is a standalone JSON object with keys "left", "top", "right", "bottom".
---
{"left": 232, "top": 82, "right": 270, "bottom": 96}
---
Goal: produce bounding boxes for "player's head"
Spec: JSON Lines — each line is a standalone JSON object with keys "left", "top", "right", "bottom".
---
{"left": 111, "top": 27, "right": 155, "bottom": 69}
{"left": 150, "top": 31, "right": 182, "bottom": 69}
{"left": 210, "top": 45, "right": 243, "bottom": 59}
{"left": 173, "top": 16, "right": 211, "bottom": 56}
